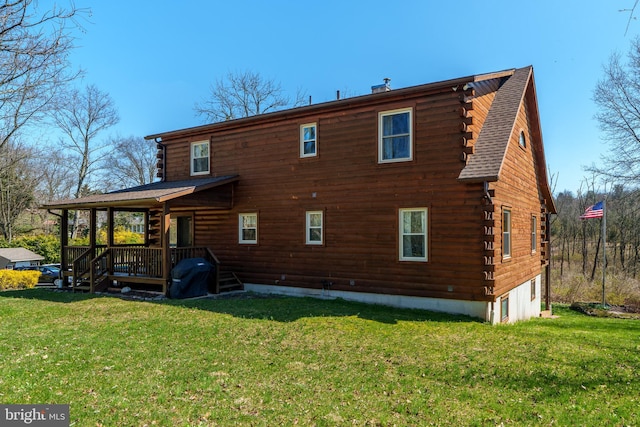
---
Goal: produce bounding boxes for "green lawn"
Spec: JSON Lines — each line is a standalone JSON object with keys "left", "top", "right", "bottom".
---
{"left": 0, "top": 290, "right": 638, "bottom": 426}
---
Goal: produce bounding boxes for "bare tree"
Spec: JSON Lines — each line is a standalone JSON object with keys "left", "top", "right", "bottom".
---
{"left": 33, "top": 148, "right": 76, "bottom": 202}
{"left": 53, "top": 84, "right": 119, "bottom": 198}
{"left": 53, "top": 84, "right": 119, "bottom": 237}
{"left": 0, "top": 1, "right": 85, "bottom": 150}
{"left": 194, "top": 70, "right": 306, "bottom": 122}
{"left": 0, "top": 140, "right": 38, "bottom": 241}
{"left": 591, "top": 38, "right": 640, "bottom": 183}
{"left": 101, "top": 135, "right": 157, "bottom": 190}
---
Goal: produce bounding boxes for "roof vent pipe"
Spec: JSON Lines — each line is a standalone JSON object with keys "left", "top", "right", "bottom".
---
{"left": 371, "top": 78, "right": 391, "bottom": 94}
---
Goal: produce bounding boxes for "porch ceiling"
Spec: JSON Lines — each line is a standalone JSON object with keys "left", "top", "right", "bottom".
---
{"left": 41, "top": 175, "right": 239, "bottom": 210}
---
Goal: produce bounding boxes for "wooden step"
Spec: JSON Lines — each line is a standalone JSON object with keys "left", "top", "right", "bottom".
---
{"left": 218, "top": 271, "right": 243, "bottom": 292}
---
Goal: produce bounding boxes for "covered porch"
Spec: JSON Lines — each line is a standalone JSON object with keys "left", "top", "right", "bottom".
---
{"left": 42, "top": 176, "right": 240, "bottom": 295}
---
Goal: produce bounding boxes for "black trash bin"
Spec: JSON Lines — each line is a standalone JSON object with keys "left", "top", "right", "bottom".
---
{"left": 169, "top": 257, "right": 215, "bottom": 299}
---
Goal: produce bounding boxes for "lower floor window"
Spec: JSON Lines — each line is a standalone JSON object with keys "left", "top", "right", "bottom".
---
{"left": 306, "top": 211, "right": 323, "bottom": 245}
{"left": 399, "top": 208, "right": 428, "bottom": 261}
{"left": 239, "top": 213, "right": 257, "bottom": 244}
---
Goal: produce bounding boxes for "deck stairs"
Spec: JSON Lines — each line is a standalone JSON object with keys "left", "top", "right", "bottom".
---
{"left": 218, "top": 271, "right": 244, "bottom": 292}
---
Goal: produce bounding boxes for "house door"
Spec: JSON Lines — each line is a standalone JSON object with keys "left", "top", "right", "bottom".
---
{"left": 170, "top": 214, "right": 193, "bottom": 247}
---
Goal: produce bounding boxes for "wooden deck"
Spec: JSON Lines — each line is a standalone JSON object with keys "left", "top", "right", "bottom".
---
{"left": 62, "top": 246, "right": 240, "bottom": 295}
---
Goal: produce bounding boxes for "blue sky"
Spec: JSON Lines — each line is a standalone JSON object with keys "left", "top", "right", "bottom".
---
{"left": 52, "top": 0, "right": 639, "bottom": 193}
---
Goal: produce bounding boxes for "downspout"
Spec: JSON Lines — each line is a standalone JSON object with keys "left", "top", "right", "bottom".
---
{"left": 154, "top": 137, "right": 166, "bottom": 182}
{"left": 483, "top": 181, "right": 492, "bottom": 204}
{"left": 490, "top": 301, "right": 495, "bottom": 324}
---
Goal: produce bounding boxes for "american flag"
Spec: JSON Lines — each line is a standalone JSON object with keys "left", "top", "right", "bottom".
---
{"left": 580, "top": 201, "right": 604, "bottom": 219}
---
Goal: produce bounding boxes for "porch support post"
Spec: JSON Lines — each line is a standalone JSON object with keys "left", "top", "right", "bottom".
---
{"left": 107, "top": 207, "right": 114, "bottom": 247}
{"left": 89, "top": 208, "right": 97, "bottom": 256}
{"left": 162, "top": 202, "right": 171, "bottom": 295}
{"left": 61, "top": 209, "right": 69, "bottom": 272}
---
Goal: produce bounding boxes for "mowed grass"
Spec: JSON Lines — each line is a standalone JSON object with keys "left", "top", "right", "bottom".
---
{"left": 0, "top": 290, "right": 639, "bottom": 426}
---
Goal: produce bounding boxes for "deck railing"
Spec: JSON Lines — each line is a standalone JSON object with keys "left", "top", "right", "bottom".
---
{"left": 64, "top": 245, "right": 221, "bottom": 293}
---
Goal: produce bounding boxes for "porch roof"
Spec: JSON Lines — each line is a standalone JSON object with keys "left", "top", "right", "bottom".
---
{"left": 41, "top": 175, "right": 239, "bottom": 210}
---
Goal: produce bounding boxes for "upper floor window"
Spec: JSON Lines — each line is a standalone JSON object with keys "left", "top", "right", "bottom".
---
{"left": 306, "top": 210, "right": 323, "bottom": 245}
{"left": 191, "top": 140, "right": 210, "bottom": 176}
{"left": 399, "top": 208, "right": 427, "bottom": 261}
{"left": 503, "top": 208, "right": 512, "bottom": 259}
{"left": 300, "top": 123, "right": 317, "bottom": 158}
{"left": 239, "top": 213, "right": 257, "bottom": 244}
{"left": 379, "top": 108, "right": 413, "bottom": 163}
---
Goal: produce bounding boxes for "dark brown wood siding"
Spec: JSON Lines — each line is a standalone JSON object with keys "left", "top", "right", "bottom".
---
{"left": 160, "top": 89, "right": 503, "bottom": 301}
{"left": 491, "top": 92, "right": 545, "bottom": 297}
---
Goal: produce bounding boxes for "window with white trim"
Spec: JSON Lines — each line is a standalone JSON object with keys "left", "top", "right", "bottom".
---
{"left": 379, "top": 108, "right": 412, "bottom": 163}
{"left": 191, "top": 140, "right": 210, "bottom": 176}
{"left": 503, "top": 209, "right": 511, "bottom": 259}
{"left": 531, "top": 279, "right": 536, "bottom": 301}
{"left": 501, "top": 295, "right": 509, "bottom": 322}
{"left": 399, "top": 208, "right": 428, "bottom": 261}
{"left": 306, "top": 211, "right": 323, "bottom": 245}
{"left": 531, "top": 215, "right": 537, "bottom": 253}
{"left": 300, "top": 123, "right": 317, "bottom": 158}
{"left": 238, "top": 213, "right": 257, "bottom": 244}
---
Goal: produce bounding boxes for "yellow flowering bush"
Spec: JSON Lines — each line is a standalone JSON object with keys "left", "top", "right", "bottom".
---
{"left": 0, "top": 270, "right": 40, "bottom": 290}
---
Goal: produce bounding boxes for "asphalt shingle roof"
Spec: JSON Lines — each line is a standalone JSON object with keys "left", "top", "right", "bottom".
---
{"left": 458, "top": 66, "right": 532, "bottom": 182}
{"left": 42, "top": 175, "right": 239, "bottom": 209}
{"left": 0, "top": 248, "right": 44, "bottom": 263}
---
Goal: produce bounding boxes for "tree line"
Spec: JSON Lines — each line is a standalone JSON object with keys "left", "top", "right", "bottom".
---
{"left": 552, "top": 184, "right": 640, "bottom": 280}
{"left": 1, "top": 2, "right": 305, "bottom": 243}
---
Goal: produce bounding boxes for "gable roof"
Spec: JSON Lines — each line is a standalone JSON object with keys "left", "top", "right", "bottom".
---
{"left": 458, "top": 67, "right": 530, "bottom": 181}
{"left": 0, "top": 248, "right": 44, "bottom": 263}
{"left": 42, "top": 175, "right": 239, "bottom": 210}
{"left": 458, "top": 66, "right": 556, "bottom": 213}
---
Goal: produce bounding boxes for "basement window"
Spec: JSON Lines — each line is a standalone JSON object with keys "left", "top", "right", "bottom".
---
{"left": 531, "top": 279, "right": 536, "bottom": 301}
{"left": 501, "top": 295, "right": 509, "bottom": 322}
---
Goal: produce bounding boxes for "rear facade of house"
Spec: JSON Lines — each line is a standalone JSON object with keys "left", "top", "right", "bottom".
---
{"left": 145, "top": 66, "right": 555, "bottom": 323}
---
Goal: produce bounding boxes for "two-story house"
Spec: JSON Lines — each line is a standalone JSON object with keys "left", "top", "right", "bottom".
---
{"left": 43, "top": 66, "right": 555, "bottom": 323}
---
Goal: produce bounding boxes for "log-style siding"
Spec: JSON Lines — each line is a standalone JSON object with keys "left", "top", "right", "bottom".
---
{"left": 153, "top": 70, "right": 551, "bottom": 303}
{"left": 491, "top": 90, "right": 544, "bottom": 297}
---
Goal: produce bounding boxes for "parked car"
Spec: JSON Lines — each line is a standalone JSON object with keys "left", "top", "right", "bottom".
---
{"left": 15, "top": 265, "right": 62, "bottom": 283}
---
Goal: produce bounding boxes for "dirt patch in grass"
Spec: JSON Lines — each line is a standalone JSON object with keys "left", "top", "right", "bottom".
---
{"left": 570, "top": 301, "right": 640, "bottom": 319}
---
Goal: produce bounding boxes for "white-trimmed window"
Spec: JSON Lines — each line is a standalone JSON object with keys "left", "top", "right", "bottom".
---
{"left": 503, "top": 208, "right": 512, "bottom": 259}
{"left": 531, "top": 215, "right": 537, "bottom": 253}
{"left": 306, "top": 211, "right": 323, "bottom": 245}
{"left": 399, "top": 208, "right": 428, "bottom": 261}
{"left": 379, "top": 108, "right": 412, "bottom": 163}
{"left": 191, "top": 140, "right": 210, "bottom": 176}
{"left": 501, "top": 295, "right": 509, "bottom": 322}
{"left": 300, "top": 123, "right": 317, "bottom": 158}
{"left": 531, "top": 279, "right": 536, "bottom": 301}
{"left": 238, "top": 213, "right": 257, "bottom": 244}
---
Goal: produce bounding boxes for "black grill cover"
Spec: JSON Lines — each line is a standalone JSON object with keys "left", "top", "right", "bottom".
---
{"left": 169, "top": 257, "right": 215, "bottom": 299}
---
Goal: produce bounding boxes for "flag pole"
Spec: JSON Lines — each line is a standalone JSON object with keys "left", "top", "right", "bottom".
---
{"left": 602, "top": 198, "right": 607, "bottom": 307}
